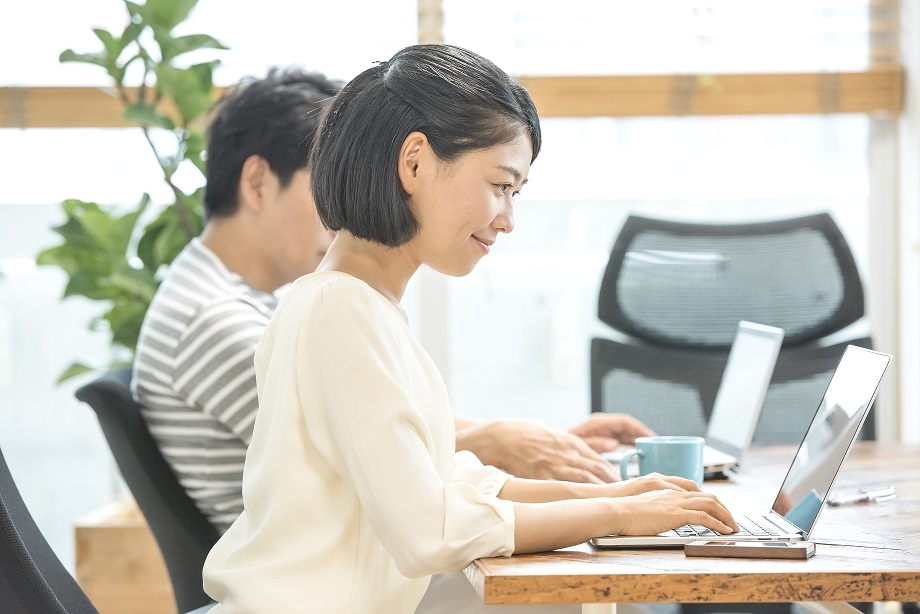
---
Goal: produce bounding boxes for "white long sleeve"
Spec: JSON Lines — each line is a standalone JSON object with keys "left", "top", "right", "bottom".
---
{"left": 203, "top": 271, "right": 514, "bottom": 614}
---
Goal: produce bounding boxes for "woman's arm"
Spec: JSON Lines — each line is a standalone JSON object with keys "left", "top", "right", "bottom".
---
{"left": 512, "top": 490, "right": 739, "bottom": 554}
{"left": 497, "top": 473, "right": 703, "bottom": 503}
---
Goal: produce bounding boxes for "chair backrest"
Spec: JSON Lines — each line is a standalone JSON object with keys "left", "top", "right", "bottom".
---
{"left": 591, "top": 336, "right": 875, "bottom": 444}
{"left": 597, "top": 213, "right": 865, "bottom": 349}
{"left": 0, "top": 445, "right": 99, "bottom": 614}
{"left": 74, "top": 367, "right": 220, "bottom": 614}
{"left": 591, "top": 212, "right": 874, "bottom": 445}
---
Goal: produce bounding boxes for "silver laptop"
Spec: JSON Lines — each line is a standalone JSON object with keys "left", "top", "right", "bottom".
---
{"left": 592, "top": 345, "right": 891, "bottom": 548}
{"left": 606, "top": 320, "right": 784, "bottom": 474}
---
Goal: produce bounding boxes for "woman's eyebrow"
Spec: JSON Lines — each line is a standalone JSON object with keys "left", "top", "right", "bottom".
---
{"left": 494, "top": 164, "right": 528, "bottom": 184}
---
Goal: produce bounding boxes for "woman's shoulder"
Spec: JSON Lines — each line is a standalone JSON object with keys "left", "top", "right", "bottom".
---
{"left": 282, "top": 271, "right": 393, "bottom": 317}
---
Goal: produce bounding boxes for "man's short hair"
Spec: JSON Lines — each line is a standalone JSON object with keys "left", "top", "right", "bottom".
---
{"left": 310, "top": 44, "right": 542, "bottom": 247}
{"left": 204, "top": 67, "right": 343, "bottom": 220}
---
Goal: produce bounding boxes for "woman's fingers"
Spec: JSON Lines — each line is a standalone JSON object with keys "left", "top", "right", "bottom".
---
{"left": 615, "top": 489, "right": 739, "bottom": 536}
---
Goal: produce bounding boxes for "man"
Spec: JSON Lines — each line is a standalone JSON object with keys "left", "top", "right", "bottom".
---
{"left": 133, "top": 66, "right": 652, "bottom": 612}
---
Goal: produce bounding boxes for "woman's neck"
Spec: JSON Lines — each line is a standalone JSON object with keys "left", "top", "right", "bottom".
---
{"left": 316, "top": 231, "right": 419, "bottom": 311}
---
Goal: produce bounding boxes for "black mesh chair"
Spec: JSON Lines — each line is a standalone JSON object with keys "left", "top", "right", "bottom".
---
{"left": 591, "top": 213, "right": 875, "bottom": 614}
{"left": 597, "top": 213, "right": 865, "bottom": 350}
{"left": 75, "top": 367, "right": 220, "bottom": 614}
{"left": 592, "top": 336, "right": 873, "bottom": 444}
{"left": 591, "top": 212, "right": 874, "bottom": 444}
{"left": 0, "top": 445, "right": 99, "bottom": 614}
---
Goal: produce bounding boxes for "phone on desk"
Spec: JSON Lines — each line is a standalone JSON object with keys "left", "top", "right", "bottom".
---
{"left": 685, "top": 540, "right": 815, "bottom": 560}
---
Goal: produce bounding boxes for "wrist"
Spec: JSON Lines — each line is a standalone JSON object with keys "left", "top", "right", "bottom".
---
{"left": 601, "top": 497, "right": 628, "bottom": 536}
{"left": 456, "top": 421, "right": 501, "bottom": 466}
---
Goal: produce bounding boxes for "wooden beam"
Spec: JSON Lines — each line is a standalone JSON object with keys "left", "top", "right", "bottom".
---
{"left": 0, "top": 67, "right": 904, "bottom": 128}
{"left": 0, "top": 86, "right": 203, "bottom": 129}
{"left": 519, "top": 68, "right": 904, "bottom": 118}
{"left": 417, "top": 0, "right": 444, "bottom": 45}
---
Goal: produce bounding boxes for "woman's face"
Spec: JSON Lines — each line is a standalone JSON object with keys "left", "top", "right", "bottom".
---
{"left": 407, "top": 132, "right": 532, "bottom": 277}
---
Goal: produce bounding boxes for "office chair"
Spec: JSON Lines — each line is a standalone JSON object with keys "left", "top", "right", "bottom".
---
{"left": 591, "top": 213, "right": 878, "bottom": 614}
{"left": 591, "top": 212, "right": 875, "bottom": 444}
{"left": 0, "top": 445, "right": 99, "bottom": 613}
{"left": 596, "top": 212, "right": 865, "bottom": 349}
{"left": 592, "top": 336, "right": 873, "bottom": 443}
{"left": 75, "top": 367, "right": 220, "bottom": 614}
{"left": 0, "top": 444, "right": 215, "bottom": 614}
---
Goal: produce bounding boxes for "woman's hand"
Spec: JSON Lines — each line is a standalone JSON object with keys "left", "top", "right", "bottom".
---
{"left": 600, "top": 473, "right": 701, "bottom": 498}
{"left": 609, "top": 489, "right": 739, "bottom": 536}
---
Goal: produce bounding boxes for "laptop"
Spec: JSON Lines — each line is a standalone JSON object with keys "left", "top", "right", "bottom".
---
{"left": 591, "top": 344, "right": 891, "bottom": 548}
{"left": 606, "top": 320, "right": 785, "bottom": 475}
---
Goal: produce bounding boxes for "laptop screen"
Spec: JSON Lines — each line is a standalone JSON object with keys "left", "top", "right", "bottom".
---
{"left": 706, "top": 322, "right": 783, "bottom": 459}
{"left": 770, "top": 346, "right": 891, "bottom": 534}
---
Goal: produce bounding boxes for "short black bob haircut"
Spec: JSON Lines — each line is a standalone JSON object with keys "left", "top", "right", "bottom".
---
{"left": 204, "top": 67, "right": 342, "bottom": 220}
{"left": 310, "top": 44, "right": 542, "bottom": 247}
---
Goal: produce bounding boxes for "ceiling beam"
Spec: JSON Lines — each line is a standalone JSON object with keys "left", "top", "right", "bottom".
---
{"left": 0, "top": 67, "right": 904, "bottom": 129}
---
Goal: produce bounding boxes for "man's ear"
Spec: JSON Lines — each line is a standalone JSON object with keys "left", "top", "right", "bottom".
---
{"left": 397, "top": 132, "right": 429, "bottom": 195}
{"left": 238, "top": 155, "right": 272, "bottom": 212}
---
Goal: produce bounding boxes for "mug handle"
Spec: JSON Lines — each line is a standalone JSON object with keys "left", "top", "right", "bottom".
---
{"left": 620, "top": 449, "right": 643, "bottom": 480}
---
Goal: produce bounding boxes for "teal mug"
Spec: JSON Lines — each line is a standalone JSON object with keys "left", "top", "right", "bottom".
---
{"left": 619, "top": 436, "right": 705, "bottom": 485}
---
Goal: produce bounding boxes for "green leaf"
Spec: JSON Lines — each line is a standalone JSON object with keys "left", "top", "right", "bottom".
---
{"left": 152, "top": 209, "right": 197, "bottom": 264}
{"left": 64, "top": 270, "right": 115, "bottom": 300}
{"left": 117, "top": 20, "right": 144, "bottom": 54}
{"left": 92, "top": 28, "right": 119, "bottom": 64}
{"left": 183, "top": 132, "right": 207, "bottom": 175}
{"left": 123, "top": 102, "right": 176, "bottom": 129}
{"left": 155, "top": 63, "right": 215, "bottom": 123}
{"left": 144, "top": 0, "right": 199, "bottom": 32}
{"left": 56, "top": 362, "right": 96, "bottom": 385}
{"left": 79, "top": 208, "right": 138, "bottom": 258}
{"left": 136, "top": 217, "right": 168, "bottom": 272}
{"left": 170, "top": 34, "right": 228, "bottom": 57}
{"left": 107, "top": 265, "right": 158, "bottom": 303}
{"left": 106, "top": 298, "right": 150, "bottom": 349}
{"left": 124, "top": 0, "right": 144, "bottom": 21}
{"left": 59, "top": 49, "right": 108, "bottom": 68}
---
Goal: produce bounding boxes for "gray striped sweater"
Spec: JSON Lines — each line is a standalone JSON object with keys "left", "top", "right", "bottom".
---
{"left": 132, "top": 238, "right": 277, "bottom": 532}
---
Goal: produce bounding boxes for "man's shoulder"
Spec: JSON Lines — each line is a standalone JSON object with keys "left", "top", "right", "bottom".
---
{"left": 152, "top": 240, "right": 275, "bottom": 320}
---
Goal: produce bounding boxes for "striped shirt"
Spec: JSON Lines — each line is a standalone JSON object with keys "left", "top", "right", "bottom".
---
{"left": 133, "top": 238, "right": 277, "bottom": 532}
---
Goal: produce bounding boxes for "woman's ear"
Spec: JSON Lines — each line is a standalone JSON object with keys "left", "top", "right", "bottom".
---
{"left": 397, "top": 132, "right": 429, "bottom": 195}
{"left": 238, "top": 155, "right": 272, "bottom": 212}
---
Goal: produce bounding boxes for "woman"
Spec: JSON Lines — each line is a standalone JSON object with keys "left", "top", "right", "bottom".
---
{"left": 202, "top": 44, "right": 737, "bottom": 613}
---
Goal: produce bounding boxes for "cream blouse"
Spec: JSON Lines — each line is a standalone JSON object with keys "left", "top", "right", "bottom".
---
{"left": 203, "top": 271, "right": 515, "bottom": 613}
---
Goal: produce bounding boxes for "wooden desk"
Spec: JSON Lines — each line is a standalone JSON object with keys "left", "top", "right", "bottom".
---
{"left": 75, "top": 499, "right": 177, "bottom": 614}
{"left": 465, "top": 442, "right": 920, "bottom": 613}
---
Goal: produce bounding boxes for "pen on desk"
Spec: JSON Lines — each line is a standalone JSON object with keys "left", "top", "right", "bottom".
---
{"left": 827, "top": 485, "right": 897, "bottom": 506}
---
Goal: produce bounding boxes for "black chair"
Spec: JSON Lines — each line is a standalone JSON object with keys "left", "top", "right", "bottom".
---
{"left": 0, "top": 446, "right": 99, "bottom": 614}
{"left": 75, "top": 367, "right": 220, "bottom": 614}
{"left": 591, "top": 213, "right": 878, "bottom": 614}
{"left": 596, "top": 213, "right": 865, "bottom": 350}
{"left": 592, "top": 336, "right": 874, "bottom": 443}
{"left": 0, "top": 443, "right": 215, "bottom": 614}
{"left": 591, "top": 212, "right": 875, "bottom": 444}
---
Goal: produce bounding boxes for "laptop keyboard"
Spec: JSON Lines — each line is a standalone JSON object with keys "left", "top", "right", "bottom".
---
{"left": 668, "top": 515, "right": 782, "bottom": 538}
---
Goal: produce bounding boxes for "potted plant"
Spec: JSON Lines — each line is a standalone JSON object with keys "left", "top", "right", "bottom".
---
{"left": 36, "top": 0, "right": 226, "bottom": 381}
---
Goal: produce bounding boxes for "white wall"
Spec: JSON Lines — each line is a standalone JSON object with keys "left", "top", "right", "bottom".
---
{"left": 897, "top": 0, "right": 920, "bottom": 442}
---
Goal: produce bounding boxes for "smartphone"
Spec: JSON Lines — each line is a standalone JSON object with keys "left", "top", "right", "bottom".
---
{"left": 684, "top": 540, "right": 815, "bottom": 560}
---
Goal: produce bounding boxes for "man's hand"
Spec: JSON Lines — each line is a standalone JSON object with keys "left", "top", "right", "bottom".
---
{"left": 567, "top": 413, "right": 655, "bottom": 453}
{"left": 456, "top": 420, "right": 619, "bottom": 484}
